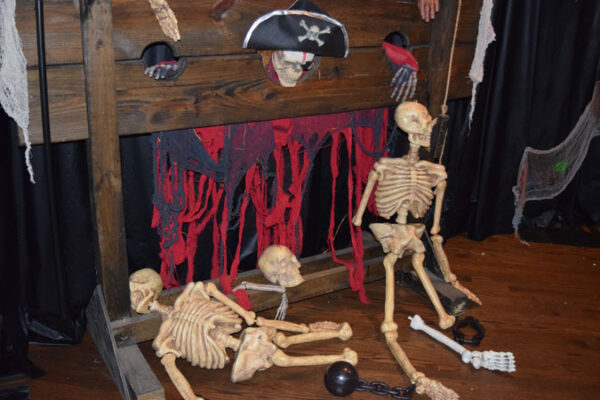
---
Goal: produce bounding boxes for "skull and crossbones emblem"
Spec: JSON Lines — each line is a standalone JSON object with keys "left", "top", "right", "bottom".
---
{"left": 298, "top": 19, "right": 331, "bottom": 47}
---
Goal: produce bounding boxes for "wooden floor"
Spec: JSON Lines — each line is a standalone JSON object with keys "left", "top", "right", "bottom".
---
{"left": 27, "top": 234, "right": 600, "bottom": 400}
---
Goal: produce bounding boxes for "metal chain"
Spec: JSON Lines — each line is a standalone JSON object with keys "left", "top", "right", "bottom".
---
{"left": 355, "top": 379, "right": 416, "bottom": 399}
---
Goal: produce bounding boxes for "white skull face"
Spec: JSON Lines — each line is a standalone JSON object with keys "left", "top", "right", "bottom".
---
{"left": 271, "top": 50, "right": 315, "bottom": 87}
{"left": 129, "top": 268, "right": 163, "bottom": 314}
{"left": 258, "top": 245, "right": 304, "bottom": 288}
{"left": 394, "top": 101, "right": 437, "bottom": 147}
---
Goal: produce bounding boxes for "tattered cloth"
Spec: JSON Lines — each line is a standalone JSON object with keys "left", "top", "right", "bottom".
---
{"left": 152, "top": 109, "right": 388, "bottom": 309}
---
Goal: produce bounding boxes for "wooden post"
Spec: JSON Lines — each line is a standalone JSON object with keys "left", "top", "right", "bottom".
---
{"left": 80, "top": 0, "right": 130, "bottom": 320}
{"left": 426, "top": 0, "right": 459, "bottom": 117}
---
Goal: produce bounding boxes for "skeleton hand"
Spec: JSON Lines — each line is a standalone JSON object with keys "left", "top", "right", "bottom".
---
{"left": 418, "top": 0, "right": 440, "bottom": 22}
{"left": 144, "top": 60, "right": 183, "bottom": 80}
{"left": 465, "top": 350, "right": 516, "bottom": 372}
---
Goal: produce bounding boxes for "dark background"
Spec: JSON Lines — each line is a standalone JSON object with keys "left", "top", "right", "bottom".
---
{"left": 1, "top": 0, "right": 599, "bottom": 379}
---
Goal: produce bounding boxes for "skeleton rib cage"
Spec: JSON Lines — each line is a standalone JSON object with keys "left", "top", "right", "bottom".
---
{"left": 153, "top": 282, "right": 243, "bottom": 370}
{"left": 373, "top": 157, "right": 447, "bottom": 221}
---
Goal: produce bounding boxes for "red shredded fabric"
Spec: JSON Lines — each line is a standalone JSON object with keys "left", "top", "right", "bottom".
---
{"left": 152, "top": 109, "right": 388, "bottom": 307}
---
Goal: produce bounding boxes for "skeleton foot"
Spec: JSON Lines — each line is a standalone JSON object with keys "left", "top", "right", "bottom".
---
{"left": 431, "top": 235, "right": 482, "bottom": 305}
{"left": 273, "top": 322, "right": 352, "bottom": 348}
{"left": 415, "top": 376, "right": 459, "bottom": 400}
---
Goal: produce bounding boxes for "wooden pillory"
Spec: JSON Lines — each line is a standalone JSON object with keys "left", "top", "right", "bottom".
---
{"left": 18, "top": 0, "right": 482, "bottom": 398}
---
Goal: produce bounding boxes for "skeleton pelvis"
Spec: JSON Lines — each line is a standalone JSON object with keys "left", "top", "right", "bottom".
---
{"left": 369, "top": 223, "right": 426, "bottom": 256}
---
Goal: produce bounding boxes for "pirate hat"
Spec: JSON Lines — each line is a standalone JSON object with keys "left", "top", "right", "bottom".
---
{"left": 243, "top": 0, "right": 349, "bottom": 57}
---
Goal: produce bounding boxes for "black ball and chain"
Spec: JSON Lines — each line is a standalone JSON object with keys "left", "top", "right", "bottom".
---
{"left": 324, "top": 362, "right": 416, "bottom": 399}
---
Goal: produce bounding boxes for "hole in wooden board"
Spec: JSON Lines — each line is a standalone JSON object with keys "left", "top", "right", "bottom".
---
{"left": 141, "top": 42, "right": 186, "bottom": 81}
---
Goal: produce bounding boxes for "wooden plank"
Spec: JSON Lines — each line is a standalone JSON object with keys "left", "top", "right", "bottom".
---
{"left": 117, "top": 345, "right": 165, "bottom": 400}
{"left": 111, "top": 240, "right": 412, "bottom": 347}
{"left": 26, "top": 43, "right": 476, "bottom": 144}
{"left": 114, "top": 46, "right": 421, "bottom": 135}
{"left": 17, "top": 0, "right": 483, "bottom": 66}
{"left": 456, "top": 0, "right": 482, "bottom": 44}
{"left": 17, "top": 0, "right": 83, "bottom": 66}
{"left": 80, "top": 0, "right": 130, "bottom": 320}
{"left": 27, "top": 64, "right": 88, "bottom": 143}
{"left": 426, "top": 0, "right": 459, "bottom": 117}
{"left": 110, "top": 0, "right": 431, "bottom": 60}
{"left": 18, "top": 0, "right": 437, "bottom": 66}
{"left": 86, "top": 286, "right": 132, "bottom": 400}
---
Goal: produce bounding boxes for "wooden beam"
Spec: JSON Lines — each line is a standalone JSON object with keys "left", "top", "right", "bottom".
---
{"left": 426, "top": 0, "right": 460, "bottom": 117}
{"left": 80, "top": 0, "right": 130, "bottom": 320}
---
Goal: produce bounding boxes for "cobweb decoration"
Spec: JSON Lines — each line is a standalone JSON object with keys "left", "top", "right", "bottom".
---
{"left": 468, "top": 0, "right": 495, "bottom": 127}
{"left": 512, "top": 82, "right": 600, "bottom": 233}
{"left": 152, "top": 109, "right": 388, "bottom": 309}
{"left": 0, "top": 0, "right": 34, "bottom": 182}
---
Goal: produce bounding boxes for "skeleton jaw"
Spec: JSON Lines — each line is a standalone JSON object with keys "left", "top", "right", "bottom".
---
{"left": 408, "top": 132, "right": 431, "bottom": 148}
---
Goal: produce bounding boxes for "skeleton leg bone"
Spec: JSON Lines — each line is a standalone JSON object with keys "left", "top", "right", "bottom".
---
{"left": 381, "top": 255, "right": 459, "bottom": 400}
{"left": 271, "top": 347, "right": 357, "bottom": 367}
{"left": 430, "top": 235, "right": 482, "bottom": 305}
{"left": 273, "top": 322, "right": 352, "bottom": 348}
{"left": 161, "top": 353, "right": 204, "bottom": 400}
{"left": 411, "top": 252, "right": 455, "bottom": 329}
{"left": 256, "top": 316, "right": 309, "bottom": 333}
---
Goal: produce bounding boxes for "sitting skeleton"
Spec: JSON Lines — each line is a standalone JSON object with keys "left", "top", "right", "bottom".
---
{"left": 129, "top": 257, "right": 356, "bottom": 400}
{"left": 352, "top": 101, "right": 480, "bottom": 400}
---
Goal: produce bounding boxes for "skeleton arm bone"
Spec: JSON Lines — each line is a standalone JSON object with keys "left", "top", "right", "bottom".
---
{"left": 431, "top": 180, "right": 446, "bottom": 235}
{"left": 352, "top": 169, "right": 381, "bottom": 226}
{"left": 147, "top": 0, "right": 180, "bottom": 41}
{"left": 205, "top": 282, "right": 256, "bottom": 326}
{"left": 161, "top": 353, "right": 204, "bottom": 400}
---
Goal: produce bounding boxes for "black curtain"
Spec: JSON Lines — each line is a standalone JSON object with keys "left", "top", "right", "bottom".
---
{"left": 1, "top": 0, "right": 599, "bottom": 357}
{"left": 442, "top": 0, "right": 600, "bottom": 240}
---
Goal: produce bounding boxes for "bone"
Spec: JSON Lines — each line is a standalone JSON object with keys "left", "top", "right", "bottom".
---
{"left": 161, "top": 353, "right": 204, "bottom": 400}
{"left": 205, "top": 282, "right": 256, "bottom": 326}
{"left": 272, "top": 322, "right": 352, "bottom": 348}
{"left": 148, "top": 0, "right": 180, "bottom": 41}
{"left": 415, "top": 376, "right": 459, "bottom": 400}
{"left": 430, "top": 235, "right": 482, "bottom": 305}
{"left": 411, "top": 253, "right": 455, "bottom": 330}
{"left": 255, "top": 317, "right": 310, "bottom": 333}
{"left": 409, "top": 314, "right": 515, "bottom": 373}
{"left": 270, "top": 347, "right": 357, "bottom": 367}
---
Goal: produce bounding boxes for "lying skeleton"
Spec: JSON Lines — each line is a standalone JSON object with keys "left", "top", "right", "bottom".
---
{"left": 130, "top": 261, "right": 356, "bottom": 400}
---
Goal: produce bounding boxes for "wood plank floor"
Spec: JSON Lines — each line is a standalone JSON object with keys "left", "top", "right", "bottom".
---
{"left": 27, "top": 234, "right": 600, "bottom": 399}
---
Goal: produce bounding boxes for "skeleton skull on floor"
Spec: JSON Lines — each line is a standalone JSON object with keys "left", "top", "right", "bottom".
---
{"left": 130, "top": 268, "right": 356, "bottom": 400}
{"left": 352, "top": 101, "right": 481, "bottom": 400}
